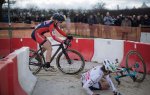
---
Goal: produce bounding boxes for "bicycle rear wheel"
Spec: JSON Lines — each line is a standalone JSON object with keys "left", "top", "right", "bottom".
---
{"left": 126, "top": 50, "right": 146, "bottom": 82}
{"left": 29, "top": 49, "right": 43, "bottom": 74}
{"left": 56, "top": 49, "right": 85, "bottom": 75}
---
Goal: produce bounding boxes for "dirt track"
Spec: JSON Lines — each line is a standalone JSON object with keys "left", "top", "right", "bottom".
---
{"left": 32, "top": 61, "right": 150, "bottom": 95}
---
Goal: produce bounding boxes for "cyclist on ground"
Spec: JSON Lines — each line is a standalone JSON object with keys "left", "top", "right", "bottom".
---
{"left": 31, "top": 13, "right": 72, "bottom": 71}
{"left": 81, "top": 59, "right": 119, "bottom": 95}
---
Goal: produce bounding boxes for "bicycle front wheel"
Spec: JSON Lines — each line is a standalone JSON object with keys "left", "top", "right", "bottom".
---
{"left": 56, "top": 49, "right": 85, "bottom": 75}
{"left": 29, "top": 49, "right": 43, "bottom": 75}
{"left": 126, "top": 50, "right": 146, "bottom": 82}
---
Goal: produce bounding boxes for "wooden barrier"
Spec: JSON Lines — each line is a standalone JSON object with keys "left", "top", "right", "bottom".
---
{"left": 66, "top": 24, "right": 141, "bottom": 41}
{"left": 141, "top": 26, "right": 150, "bottom": 33}
{"left": 0, "top": 22, "right": 141, "bottom": 41}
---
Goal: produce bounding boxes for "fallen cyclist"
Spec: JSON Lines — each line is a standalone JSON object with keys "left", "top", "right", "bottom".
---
{"left": 81, "top": 59, "right": 121, "bottom": 95}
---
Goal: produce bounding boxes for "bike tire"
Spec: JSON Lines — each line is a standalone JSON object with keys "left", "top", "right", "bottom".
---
{"left": 126, "top": 50, "right": 146, "bottom": 82}
{"left": 29, "top": 49, "right": 43, "bottom": 75}
{"left": 56, "top": 49, "right": 85, "bottom": 75}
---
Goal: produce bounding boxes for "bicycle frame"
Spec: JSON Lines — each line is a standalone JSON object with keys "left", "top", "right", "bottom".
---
{"left": 37, "top": 42, "right": 70, "bottom": 66}
{"left": 114, "top": 67, "right": 137, "bottom": 85}
{"left": 29, "top": 37, "right": 86, "bottom": 75}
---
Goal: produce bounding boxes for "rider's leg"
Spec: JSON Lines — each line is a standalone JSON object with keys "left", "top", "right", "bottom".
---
{"left": 99, "top": 78, "right": 110, "bottom": 90}
{"left": 89, "top": 78, "right": 110, "bottom": 90}
{"left": 34, "top": 32, "right": 56, "bottom": 71}
{"left": 34, "top": 32, "right": 52, "bottom": 64}
{"left": 42, "top": 40, "right": 52, "bottom": 65}
{"left": 89, "top": 82, "right": 102, "bottom": 90}
{"left": 42, "top": 40, "right": 56, "bottom": 71}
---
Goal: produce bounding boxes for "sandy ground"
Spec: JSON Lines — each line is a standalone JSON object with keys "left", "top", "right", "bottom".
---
{"left": 32, "top": 61, "right": 150, "bottom": 95}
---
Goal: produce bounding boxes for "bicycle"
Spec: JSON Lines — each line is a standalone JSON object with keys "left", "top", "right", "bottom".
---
{"left": 29, "top": 38, "right": 85, "bottom": 75}
{"left": 114, "top": 50, "right": 146, "bottom": 85}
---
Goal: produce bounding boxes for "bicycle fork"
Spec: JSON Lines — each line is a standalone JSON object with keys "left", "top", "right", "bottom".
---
{"left": 62, "top": 47, "right": 72, "bottom": 64}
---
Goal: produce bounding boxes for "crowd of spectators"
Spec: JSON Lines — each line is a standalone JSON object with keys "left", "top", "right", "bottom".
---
{"left": 72, "top": 12, "right": 150, "bottom": 27}
{"left": 10, "top": 10, "right": 48, "bottom": 24}
{"left": 1, "top": 8, "right": 150, "bottom": 40}
{"left": 2, "top": 8, "right": 150, "bottom": 27}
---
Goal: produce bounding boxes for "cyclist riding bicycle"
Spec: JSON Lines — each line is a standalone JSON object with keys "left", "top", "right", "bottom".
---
{"left": 31, "top": 13, "right": 73, "bottom": 71}
{"left": 81, "top": 59, "right": 120, "bottom": 95}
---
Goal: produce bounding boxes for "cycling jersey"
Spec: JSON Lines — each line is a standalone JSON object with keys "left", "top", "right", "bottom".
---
{"left": 81, "top": 66, "right": 116, "bottom": 95}
{"left": 31, "top": 20, "right": 67, "bottom": 45}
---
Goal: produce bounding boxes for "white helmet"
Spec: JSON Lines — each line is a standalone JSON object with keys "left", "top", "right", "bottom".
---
{"left": 103, "top": 59, "right": 116, "bottom": 72}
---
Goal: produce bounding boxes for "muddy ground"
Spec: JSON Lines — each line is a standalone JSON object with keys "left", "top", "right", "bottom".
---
{"left": 32, "top": 61, "right": 150, "bottom": 95}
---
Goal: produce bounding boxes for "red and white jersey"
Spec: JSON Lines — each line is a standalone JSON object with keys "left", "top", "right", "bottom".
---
{"left": 81, "top": 66, "right": 116, "bottom": 95}
{"left": 34, "top": 20, "right": 67, "bottom": 43}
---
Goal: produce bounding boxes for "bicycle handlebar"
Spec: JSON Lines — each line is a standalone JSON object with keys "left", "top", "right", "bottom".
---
{"left": 63, "top": 38, "right": 72, "bottom": 48}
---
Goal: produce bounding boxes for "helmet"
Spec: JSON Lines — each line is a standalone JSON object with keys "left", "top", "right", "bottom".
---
{"left": 103, "top": 59, "right": 116, "bottom": 72}
{"left": 52, "top": 13, "right": 65, "bottom": 22}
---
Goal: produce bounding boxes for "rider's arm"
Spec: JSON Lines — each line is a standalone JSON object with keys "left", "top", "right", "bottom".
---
{"left": 83, "top": 74, "right": 101, "bottom": 95}
{"left": 49, "top": 23, "right": 64, "bottom": 43}
{"left": 105, "top": 75, "right": 116, "bottom": 92}
{"left": 83, "top": 79, "right": 94, "bottom": 95}
{"left": 55, "top": 25, "right": 67, "bottom": 37}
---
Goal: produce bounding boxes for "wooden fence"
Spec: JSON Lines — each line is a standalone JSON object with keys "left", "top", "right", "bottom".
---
{"left": 0, "top": 22, "right": 142, "bottom": 41}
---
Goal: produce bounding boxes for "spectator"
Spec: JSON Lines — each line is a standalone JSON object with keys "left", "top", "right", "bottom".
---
{"left": 88, "top": 15, "right": 95, "bottom": 37}
{"left": 132, "top": 15, "right": 138, "bottom": 27}
{"left": 66, "top": 14, "right": 71, "bottom": 34}
{"left": 40, "top": 14, "right": 46, "bottom": 22}
{"left": 34, "top": 15, "right": 41, "bottom": 22}
{"left": 143, "top": 14, "right": 150, "bottom": 26}
{"left": 121, "top": 16, "right": 132, "bottom": 40}
{"left": 93, "top": 14, "right": 99, "bottom": 37}
{"left": 103, "top": 12, "right": 113, "bottom": 25}
{"left": 25, "top": 15, "right": 31, "bottom": 24}
{"left": 81, "top": 13, "right": 88, "bottom": 36}
{"left": 74, "top": 13, "right": 81, "bottom": 35}
{"left": 103, "top": 12, "right": 113, "bottom": 38}
{"left": 81, "top": 13, "right": 88, "bottom": 24}
{"left": 25, "top": 12, "right": 32, "bottom": 24}
{"left": 96, "top": 13, "right": 103, "bottom": 38}
{"left": 93, "top": 14, "right": 98, "bottom": 24}
{"left": 74, "top": 13, "right": 80, "bottom": 23}
{"left": 96, "top": 12, "right": 103, "bottom": 24}
{"left": 114, "top": 16, "right": 122, "bottom": 26}
{"left": 121, "top": 16, "right": 132, "bottom": 26}
{"left": 137, "top": 15, "right": 142, "bottom": 27}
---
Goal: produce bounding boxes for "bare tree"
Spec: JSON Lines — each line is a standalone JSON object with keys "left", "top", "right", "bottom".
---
{"left": 0, "top": 0, "right": 5, "bottom": 21}
{"left": 93, "top": 1, "right": 106, "bottom": 10}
